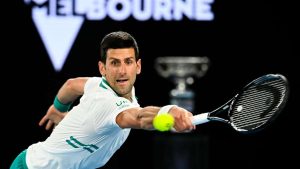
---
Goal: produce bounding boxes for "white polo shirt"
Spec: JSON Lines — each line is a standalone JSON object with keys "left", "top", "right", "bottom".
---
{"left": 26, "top": 77, "right": 140, "bottom": 169}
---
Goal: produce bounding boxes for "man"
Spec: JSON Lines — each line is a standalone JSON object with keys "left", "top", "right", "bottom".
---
{"left": 10, "top": 31, "right": 195, "bottom": 169}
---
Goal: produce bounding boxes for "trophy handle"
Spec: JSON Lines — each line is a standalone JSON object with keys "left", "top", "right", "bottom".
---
{"left": 154, "top": 58, "right": 171, "bottom": 78}
{"left": 155, "top": 56, "right": 210, "bottom": 79}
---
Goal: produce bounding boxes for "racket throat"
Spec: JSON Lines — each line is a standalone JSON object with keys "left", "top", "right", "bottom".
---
{"left": 208, "top": 116, "right": 229, "bottom": 123}
{"left": 209, "top": 104, "right": 230, "bottom": 124}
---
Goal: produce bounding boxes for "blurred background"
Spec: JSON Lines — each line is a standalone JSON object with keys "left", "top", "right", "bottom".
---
{"left": 4, "top": 0, "right": 298, "bottom": 169}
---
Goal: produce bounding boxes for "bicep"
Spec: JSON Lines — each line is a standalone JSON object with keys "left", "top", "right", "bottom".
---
{"left": 116, "top": 106, "right": 160, "bottom": 130}
{"left": 116, "top": 107, "right": 141, "bottom": 129}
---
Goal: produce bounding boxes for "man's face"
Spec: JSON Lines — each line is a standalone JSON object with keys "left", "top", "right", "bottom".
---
{"left": 99, "top": 48, "right": 141, "bottom": 99}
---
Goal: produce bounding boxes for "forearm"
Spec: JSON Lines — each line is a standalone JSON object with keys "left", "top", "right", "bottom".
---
{"left": 136, "top": 106, "right": 160, "bottom": 130}
{"left": 117, "top": 105, "right": 195, "bottom": 132}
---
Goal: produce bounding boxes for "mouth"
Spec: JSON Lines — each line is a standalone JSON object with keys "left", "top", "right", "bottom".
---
{"left": 116, "top": 78, "right": 129, "bottom": 84}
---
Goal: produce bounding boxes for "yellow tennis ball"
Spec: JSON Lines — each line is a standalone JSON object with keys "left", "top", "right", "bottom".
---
{"left": 153, "top": 114, "right": 175, "bottom": 132}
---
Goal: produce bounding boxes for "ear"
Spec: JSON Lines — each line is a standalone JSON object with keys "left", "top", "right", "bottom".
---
{"left": 136, "top": 59, "right": 141, "bottom": 75}
{"left": 98, "top": 61, "right": 106, "bottom": 76}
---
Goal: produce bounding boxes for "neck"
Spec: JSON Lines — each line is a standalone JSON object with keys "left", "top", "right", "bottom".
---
{"left": 122, "top": 94, "right": 133, "bottom": 102}
{"left": 101, "top": 77, "right": 134, "bottom": 102}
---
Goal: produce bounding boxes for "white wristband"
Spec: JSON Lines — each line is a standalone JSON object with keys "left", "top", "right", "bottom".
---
{"left": 157, "top": 105, "right": 176, "bottom": 115}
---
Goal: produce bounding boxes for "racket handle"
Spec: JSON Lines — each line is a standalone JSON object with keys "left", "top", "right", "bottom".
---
{"left": 191, "top": 113, "right": 210, "bottom": 125}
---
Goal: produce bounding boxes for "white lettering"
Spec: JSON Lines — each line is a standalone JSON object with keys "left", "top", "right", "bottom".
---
{"left": 57, "top": 0, "right": 72, "bottom": 16}
{"left": 32, "top": 0, "right": 47, "bottom": 5}
{"left": 153, "top": 0, "right": 172, "bottom": 21}
{"left": 74, "top": 0, "right": 88, "bottom": 15}
{"left": 132, "top": 0, "right": 152, "bottom": 21}
{"left": 86, "top": 0, "right": 107, "bottom": 20}
{"left": 107, "top": 0, "right": 131, "bottom": 21}
{"left": 24, "top": 0, "right": 214, "bottom": 72}
{"left": 195, "top": 0, "right": 214, "bottom": 20}
{"left": 49, "top": 0, "right": 56, "bottom": 16}
{"left": 26, "top": 0, "right": 214, "bottom": 21}
{"left": 174, "top": 0, "right": 193, "bottom": 20}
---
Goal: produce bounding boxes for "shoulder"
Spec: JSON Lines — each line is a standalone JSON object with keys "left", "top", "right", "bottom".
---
{"left": 85, "top": 77, "right": 102, "bottom": 86}
{"left": 84, "top": 77, "right": 102, "bottom": 92}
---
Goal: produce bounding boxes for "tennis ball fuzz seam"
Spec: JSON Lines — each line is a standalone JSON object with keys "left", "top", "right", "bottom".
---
{"left": 153, "top": 114, "right": 174, "bottom": 132}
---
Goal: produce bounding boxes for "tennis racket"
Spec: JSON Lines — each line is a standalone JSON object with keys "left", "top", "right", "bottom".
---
{"left": 191, "top": 73, "right": 289, "bottom": 134}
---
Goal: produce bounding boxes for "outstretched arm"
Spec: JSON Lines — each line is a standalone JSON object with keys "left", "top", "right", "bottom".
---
{"left": 39, "top": 77, "right": 89, "bottom": 130}
{"left": 116, "top": 105, "right": 195, "bottom": 132}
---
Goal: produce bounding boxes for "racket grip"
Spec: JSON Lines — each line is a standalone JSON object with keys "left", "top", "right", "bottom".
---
{"left": 191, "top": 113, "right": 210, "bottom": 125}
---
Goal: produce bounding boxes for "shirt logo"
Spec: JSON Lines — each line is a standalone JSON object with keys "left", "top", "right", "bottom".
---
{"left": 116, "top": 100, "right": 129, "bottom": 106}
{"left": 116, "top": 100, "right": 132, "bottom": 109}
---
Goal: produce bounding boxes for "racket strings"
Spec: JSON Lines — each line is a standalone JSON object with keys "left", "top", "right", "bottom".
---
{"left": 230, "top": 79, "right": 287, "bottom": 131}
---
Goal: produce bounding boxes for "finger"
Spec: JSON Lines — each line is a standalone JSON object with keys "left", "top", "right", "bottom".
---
{"left": 184, "top": 112, "right": 194, "bottom": 127}
{"left": 46, "top": 121, "right": 54, "bottom": 130}
{"left": 183, "top": 112, "right": 194, "bottom": 131}
{"left": 39, "top": 115, "right": 48, "bottom": 126}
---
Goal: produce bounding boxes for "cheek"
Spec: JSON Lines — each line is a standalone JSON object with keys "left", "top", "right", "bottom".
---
{"left": 129, "top": 68, "right": 137, "bottom": 75}
{"left": 106, "top": 68, "right": 118, "bottom": 77}
{"left": 106, "top": 67, "right": 114, "bottom": 73}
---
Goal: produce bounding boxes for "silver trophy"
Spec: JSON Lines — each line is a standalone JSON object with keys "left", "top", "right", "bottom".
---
{"left": 154, "top": 56, "right": 210, "bottom": 169}
{"left": 155, "top": 56, "right": 210, "bottom": 112}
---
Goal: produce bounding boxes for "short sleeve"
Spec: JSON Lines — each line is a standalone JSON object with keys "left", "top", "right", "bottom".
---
{"left": 93, "top": 96, "right": 139, "bottom": 132}
{"left": 84, "top": 77, "right": 101, "bottom": 94}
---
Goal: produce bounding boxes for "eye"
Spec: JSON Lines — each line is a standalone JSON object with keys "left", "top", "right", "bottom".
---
{"left": 111, "top": 60, "right": 119, "bottom": 66}
{"left": 125, "top": 59, "right": 133, "bottom": 65}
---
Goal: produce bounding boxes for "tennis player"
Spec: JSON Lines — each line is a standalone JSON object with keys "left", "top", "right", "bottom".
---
{"left": 10, "top": 31, "right": 195, "bottom": 169}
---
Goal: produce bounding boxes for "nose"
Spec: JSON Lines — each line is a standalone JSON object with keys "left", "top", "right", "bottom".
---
{"left": 119, "top": 63, "right": 126, "bottom": 75}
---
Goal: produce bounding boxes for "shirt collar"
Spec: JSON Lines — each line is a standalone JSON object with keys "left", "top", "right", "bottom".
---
{"left": 99, "top": 77, "right": 137, "bottom": 102}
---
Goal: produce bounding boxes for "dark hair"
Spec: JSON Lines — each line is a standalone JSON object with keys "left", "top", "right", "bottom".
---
{"left": 100, "top": 31, "right": 139, "bottom": 63}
